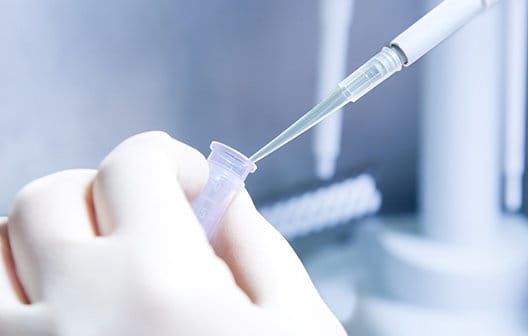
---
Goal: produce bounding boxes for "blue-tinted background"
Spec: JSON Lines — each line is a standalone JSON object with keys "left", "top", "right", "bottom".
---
{"left": 1, "top": 0, "right": 421, "bottom": 214}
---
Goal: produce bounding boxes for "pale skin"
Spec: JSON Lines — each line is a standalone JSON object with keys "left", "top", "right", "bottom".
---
{"left": 0, "top": 131, "right": 347, "bottom": 336}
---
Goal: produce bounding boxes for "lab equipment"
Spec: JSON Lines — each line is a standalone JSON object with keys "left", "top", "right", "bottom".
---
{"left": 504, "top": 0, "right": 527, "bottom": 212}
{"left": 192, "top": 141, "right": 256, "bottom": 239}
{"left": 250, "top": 0, "right": 500, "bottom": 163}
{"left": 260, "top": 173, "right": 381, "bottom": 239}
{"left": 313, "top": 0, "right": 355, "bottom": 180}
{"left": 346, "top": 2, "right": 528, "bottom": 336}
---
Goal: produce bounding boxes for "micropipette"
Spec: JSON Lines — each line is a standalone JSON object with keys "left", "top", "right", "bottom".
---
{"left": 192, "top": 0, "right": 502, "bottom": 239}
{"left": 250, "top": 0, "right": 500, "bottom": 163}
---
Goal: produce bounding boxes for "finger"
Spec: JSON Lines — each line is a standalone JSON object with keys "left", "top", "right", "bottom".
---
{"left": 0, "top": 218, "right": 27, "bottom": 306}
{"left": 211, "top": 191, "right": 322, "bottom": 304}
{"left": 211, "top": 191, "right": 342, "bottom": 324}
{"left": 92, "top": 132, "right": 252, "bottom": 302}
{"left": 7, "top": 170, "right": 97, "bottom": 302}
{"left": 92, "top": 131, "right": 211, "bottom": 252}
{"left": 0, "top": 218, "right": 53, "bottom": 335}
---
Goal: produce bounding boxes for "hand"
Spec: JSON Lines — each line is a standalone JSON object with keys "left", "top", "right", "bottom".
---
{"left": 0, "top": 132, "right": 346, "bottom": 336}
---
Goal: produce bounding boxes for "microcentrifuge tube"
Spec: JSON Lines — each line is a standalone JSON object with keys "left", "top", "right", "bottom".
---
{"left": 192, "top": 141, "right": 257, "bottom": 239}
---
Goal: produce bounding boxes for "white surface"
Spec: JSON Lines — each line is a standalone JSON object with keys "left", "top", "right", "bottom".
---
{"left": 420, "top": 1, "right": 502, "bottom": 244}
{"left": 349, "top": 214, "right": 528, "bottom": 335}
{"left": 504, "top": 0, "right": 527, "bottom": 212}
{"left": 313, "top": 0, "right": 355, "bottom": 180}
{"left": 348, "top": 293, "right": 528, "bottom": 336}
{"left": 391, "top": 0, "right": 485, "bottom": 65}
{"left": 358, "top": 215, "right": 528, "bottom": 309}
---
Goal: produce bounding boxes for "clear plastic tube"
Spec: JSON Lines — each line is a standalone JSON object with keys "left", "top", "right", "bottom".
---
{"left": 192, "top": 141, "right": 257, "bottom": 239}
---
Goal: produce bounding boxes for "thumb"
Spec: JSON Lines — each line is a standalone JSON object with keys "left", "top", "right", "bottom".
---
{"left": 211, "top": 191, "right": 345, "bottom": 334}
{"left": 211, "top": 190, "right": 327, "bottom": 308}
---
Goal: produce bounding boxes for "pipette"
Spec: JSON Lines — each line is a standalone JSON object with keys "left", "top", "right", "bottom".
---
{"left": 250, "top": 0, "right": 500, "bottom": 163}
{"left": 192, "top": 0, "right": 501, "bottom": 238}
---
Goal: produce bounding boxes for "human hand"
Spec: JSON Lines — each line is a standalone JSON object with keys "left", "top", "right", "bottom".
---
{"left": 0, "top": 131, "right": 347, "bottom": 336}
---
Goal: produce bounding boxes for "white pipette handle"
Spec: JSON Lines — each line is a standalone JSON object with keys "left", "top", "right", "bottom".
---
{"left": 391, "top": 0, "right": 499, "bottom": 66}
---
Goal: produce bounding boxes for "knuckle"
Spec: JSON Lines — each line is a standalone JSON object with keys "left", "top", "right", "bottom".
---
{"left": 123, "top": 131, "right": 172, "bottom": 148}
{"left": 12, "top": 175, "right": 60, "bottom": 212}
{"left": 98, "top": 132, "right": 178, "bottom": 174}
{"left": 11, "top": 170, "right": 94, "bottom": 215}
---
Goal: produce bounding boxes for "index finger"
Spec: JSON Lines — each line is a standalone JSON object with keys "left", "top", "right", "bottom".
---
{"left": 92, "top": 132, "right": 211, "bottom": 253}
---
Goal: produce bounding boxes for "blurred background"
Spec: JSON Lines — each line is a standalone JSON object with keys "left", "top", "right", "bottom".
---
{"left": 1, "top": 0, "right": 528, "bottom": 334}
{"left": 0, "top": 0, "right": 419, "bottom": 214}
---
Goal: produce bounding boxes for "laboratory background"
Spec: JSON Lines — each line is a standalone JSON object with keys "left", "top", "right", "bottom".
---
{"left": 1, "top": 0, "right": 528, "bottom": 335}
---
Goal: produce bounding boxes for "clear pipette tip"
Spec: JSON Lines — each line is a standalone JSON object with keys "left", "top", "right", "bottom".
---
{"left": 250, "top": 46, "right": 404, "bottom": 163}
{"left": 249, "top": 88, "right": 349, "bottom": 163}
